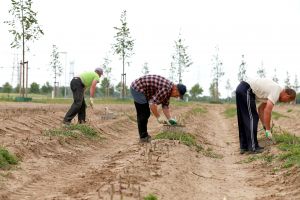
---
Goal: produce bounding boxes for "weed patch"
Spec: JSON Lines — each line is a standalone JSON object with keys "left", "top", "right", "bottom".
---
{"left": 154, "top": 131, "right": 222, "bottom": 158}
{"left": 0, "top": 147, "right": 18, "bottom": 169}
{"left": 274, "top": 132, "right": 300, "bottom": 168}
{"left": 223, "top": 107, "right": 236, "bottom": 118}
{"left": 191, "top": 107, "right": 207, "bottom": 114}
{"left": 45, "top": 124, "right": 101, "bottom": 139}
{"left": 272, "top": 111, "right": 287, "bottom": 120}
{"left": 144, "top": 194, "right": 158, "bottom": 200}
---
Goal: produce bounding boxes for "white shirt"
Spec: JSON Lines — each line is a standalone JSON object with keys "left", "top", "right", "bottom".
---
{"left": 246, "top": 78, "right": 283, "bottom": 104}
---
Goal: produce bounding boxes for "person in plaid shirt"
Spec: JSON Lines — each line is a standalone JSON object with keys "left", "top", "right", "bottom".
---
{"left": 130, "top": 74, "right": 187, "bottom": 142}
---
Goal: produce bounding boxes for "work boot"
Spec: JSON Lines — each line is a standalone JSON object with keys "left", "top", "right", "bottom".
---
{"left": 139, "top": 135, "right": 151, "bottom": 143}
{"left": 62, "top": 120, "right": 71, "bottom": 126}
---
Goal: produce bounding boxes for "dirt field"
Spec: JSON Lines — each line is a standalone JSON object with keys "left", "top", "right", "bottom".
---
{"left": 0, "top": 102, "right": 299, "bottom": 200}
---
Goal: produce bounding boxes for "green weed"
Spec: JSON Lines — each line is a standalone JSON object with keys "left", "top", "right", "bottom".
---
{"left": 287, "top": 109, "right": 293, "bottom": 113}
{"left": 223, "top": 107, "right": 236, "bottom": 118}
{"left": 191, "top": 107, "right": 207, "bottom": 114}
{"left": 144, "top": 194, "right": 158, "bottom": 200}
{"left": 272, "top": 111, "right": 287, "bottom": 120}
{"left": 45, "top": 124, "right": 100, "bottom": 139}
{"left": 0, "top": 147, "right": 18, "bottom": 169}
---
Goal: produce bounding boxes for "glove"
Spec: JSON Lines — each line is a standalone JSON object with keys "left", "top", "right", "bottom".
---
{"left": 157, "top": 116, "right": 167, "bottom": 124}
{"left": 89, "top": 97, "right": 94, "bottom": 108}
{"left": 265, "top": 130, "right": 273, "bottom": 140}
{"left": 168, "top": 118, "right": 177, "bottom": 126}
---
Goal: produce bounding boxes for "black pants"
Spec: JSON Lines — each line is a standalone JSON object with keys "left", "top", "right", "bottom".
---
{"left": 64, "top": 78, "right": 86, "bottom": 123}
{"left": 236, "top": 81, "right": 259, "bottom": 151}
{"left": 134, "top": 102, "right": 151, "bottom": 139}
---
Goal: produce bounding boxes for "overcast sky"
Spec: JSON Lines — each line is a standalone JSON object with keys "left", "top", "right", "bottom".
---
{"left": 1, "top": 0, "right": 300, "bottom": 97}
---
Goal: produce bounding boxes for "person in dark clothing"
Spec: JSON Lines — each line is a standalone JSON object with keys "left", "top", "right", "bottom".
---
{"left": 63, "top": 68, "right": 103, "bottom": 125}
{"left": 130, "top": 74, "right": 187, "bottom": 143}
{"left": 236, "top": 78, "right": 296, "bottom": 154}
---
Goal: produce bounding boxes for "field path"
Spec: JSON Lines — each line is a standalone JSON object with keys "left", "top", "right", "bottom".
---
{"left": 0, "top": 103, "right": 299, "bottom": 199}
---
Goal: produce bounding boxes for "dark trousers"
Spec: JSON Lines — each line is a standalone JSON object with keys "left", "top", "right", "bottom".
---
{"left": 134, "top": 102, "right": 151, "bottom": 139}
{"left": 236, "top": 81, "right": 259, "bottom": 151}
{"left": 64, "top": 78, "right": 86, "bottom": 123}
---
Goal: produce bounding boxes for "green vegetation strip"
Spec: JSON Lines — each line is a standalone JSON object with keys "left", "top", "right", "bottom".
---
{"left": 238, "top": 131, "right": 300, "bottom": 168}
{"left": 45, "top": 124, "right": 100, "bottom": 139}
{"left": 154, "top": 131, "right": 222, "bottom": 158}
{"left": 272, "top": 111, "right": 287, "bottom": 120}
{"left": 274, "top": 132, "right": 300, "bottom": 168}
{"left": 223, "top": 107, "right": 236, "bottom": 118}
{"left": 0, "top": 147, "right": 18, "bottom": 169}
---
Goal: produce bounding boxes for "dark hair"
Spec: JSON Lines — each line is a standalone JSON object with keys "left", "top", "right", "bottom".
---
{"left": 285, "top": 88, "right": 296, "bottom": 100}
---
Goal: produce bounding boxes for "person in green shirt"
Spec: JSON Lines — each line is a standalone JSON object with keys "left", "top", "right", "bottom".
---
{"left": 63, "top": 68, "right": 103, "bottom": 125}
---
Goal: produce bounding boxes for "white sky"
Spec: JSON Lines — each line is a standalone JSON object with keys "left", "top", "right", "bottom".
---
{"left": 0, "top": 0, "right": 300, "bottom": 97}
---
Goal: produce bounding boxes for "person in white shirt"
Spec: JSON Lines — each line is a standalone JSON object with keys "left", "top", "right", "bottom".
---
{"left": 235, "top": 78, "right": 296, "bottom": 154}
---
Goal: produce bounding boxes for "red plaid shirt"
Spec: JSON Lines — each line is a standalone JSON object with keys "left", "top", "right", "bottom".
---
{"left": 131, "top": 75, "right": 173, "bottom": 108}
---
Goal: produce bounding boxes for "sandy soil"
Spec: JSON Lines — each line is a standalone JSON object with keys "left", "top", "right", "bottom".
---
{"left": 0, "top": 102, "right": 299, "bottom": 200}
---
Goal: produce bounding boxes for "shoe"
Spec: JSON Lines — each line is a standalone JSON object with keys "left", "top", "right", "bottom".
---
{"left": 240, "top": 148, "right": 248, "bottom": 154}
{"left": 62, "top": 120, "right": 71, "bottom": 126}
{"left": 256, "top": 146, "right": 264, "bottom": 150}
{"left": 139, "top": 135, "right": 151, "bottom": 143}
{"left": 78, "top": 120, "right": 86, "bottom": 124}
{"left": 248, "top": 148, "right": 264, "bottom": 154}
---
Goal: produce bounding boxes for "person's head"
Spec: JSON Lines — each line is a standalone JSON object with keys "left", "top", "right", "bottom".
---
{"left": 171, "top": 83, "right": 187, "bottom": 100}
{"left": 95, "top": 67, "right": 103, "bottom": 76}
{"left": 279, "top": 88, "right": 296, "bottom": 102}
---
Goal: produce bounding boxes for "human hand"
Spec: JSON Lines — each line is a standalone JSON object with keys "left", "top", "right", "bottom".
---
{"left": 157, "top": 116, "right": 167, "bottom": 124}
{"left": 265, "top": 130, "right": 273, "bottom": 140}
{"left": 168, "top": 118, "right": 177, "bottom": 126}
{"left": 89, "top": 97, "right": 94, "bottom": 108}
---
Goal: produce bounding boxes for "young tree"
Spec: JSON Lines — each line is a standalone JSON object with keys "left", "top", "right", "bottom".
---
{"left": 211, "top": 46, "right": 224, "bottom": 101}
{"left": 209, "top": 82, "right": 219, "bottom": 101}
{"left": 100, "top": 77, "right": 114, "bottom": 97}
{"left": 272, "top": 68, "right": 279, "bottom": 83}
{"left": 284, "top": 71, "right": 291, "bottom": 88}
{"left": 168, "top": 62, "right": 176, "bottom": 82}
{"left": 2, "top": 82, "right": 13, "bottom": 96}
{"left": 5, "top": 0, "right": 44, "bottom": 97}
{"left": 238, "top": 54, "right": 247, "bottom": 82}
{"left": 49, "top": 45, "right": 63, "bottom": 97}
{"left": 189, "top": 83, "right": 203, "bottom": 100}
{"left": 29, "top": 82, "right": 39, "bottom": 93}
{"left": 141, "top": 62, "right": 150, "bottom": 75}
{"left": 225, "top": 79, "right": 233, "bottom": 99}
{"left": 170, "top": 33, "right": 193, "bottom": 83}
{"left": 101, "top": 54, "right": 112, "bottom": 97}
{"left": 257, "top": 61, "right": 266, "bottom": 78}
{"left": 293, "top": 74, "right": 299, "bottom": 92}
{"left": 112, "top": 10, "right": 134, "bottom": 99}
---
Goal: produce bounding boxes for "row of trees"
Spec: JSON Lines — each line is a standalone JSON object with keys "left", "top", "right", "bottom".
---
{"left": 4, "top": 1, "right": 299, "bottom": 102}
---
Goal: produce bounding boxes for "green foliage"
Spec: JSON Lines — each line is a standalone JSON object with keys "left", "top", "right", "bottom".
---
{"left": 287, "top": 109, "right": 293, "bottom": 113}
{"left": 272, "top": 111, "right": 287, "bottom": 120}
{"left": 99, "top": 77, "right": 114, "bottom": 97}
{"left": 155, "top": 131, "right": 197, "bottom": 147}
{"left": 170, "top": 33, "right": 193, "bottom": 83}
{"left": 30, "top": 82, "right": 40, "bottom": 94}
{"left": 2, "top": 82, "right": 13, "bottom": 94}
{"left": 144, "top": 194, "right": 158, "bottom": 200}
{"left": 191, "top": 107, "right": 207, "bottom": 114}
{"left": 41, "top": 82, "right": 53, "bottom": 94}
{"left": 189, "top": 83, "right": 203, "bottom": 100}
{"left": 4, "top": 0, "right": 44, "bottom": 49}
{"left": 112, "top": 10, "right": 134, "bottom": 99}
{"left": 0, "top": 147, "right": 18, "bottom": 169}
{"left": 223, "top": 107, "right": 236, "bottom": 118}
{"left": 45, "top": 124, "right": 100, "bottom": 139}
{"left": 211, "top": 46, "right": 224, "bottom": 101}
